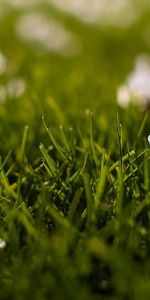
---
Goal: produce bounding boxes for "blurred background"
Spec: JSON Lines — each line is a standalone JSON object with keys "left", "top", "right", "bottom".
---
{"left": 0, "top": 0, "right": 150, "bottom": 156}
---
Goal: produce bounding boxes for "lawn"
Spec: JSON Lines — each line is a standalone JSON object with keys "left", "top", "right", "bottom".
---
{"left": 1, "top": 1, "right": 150, "bottom": 299}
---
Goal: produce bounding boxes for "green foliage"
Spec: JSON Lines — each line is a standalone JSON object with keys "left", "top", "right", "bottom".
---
{"left": 1, "top": 3, "right": 150, "bottom": 300}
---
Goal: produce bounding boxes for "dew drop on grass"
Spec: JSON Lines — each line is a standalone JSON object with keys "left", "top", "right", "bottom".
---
{"left": 148, "top": 135, "right": 150, "bottom": 145}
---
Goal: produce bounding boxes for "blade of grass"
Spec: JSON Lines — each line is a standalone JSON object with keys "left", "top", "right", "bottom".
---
{"left": 109, "top": 150, "right": 135, "bottom": 173}
{"left": 94, "top": 161, "right": 107, "bottom": 211}
{"left": 67, "top": 187, "right": 83, "bottom": 223}
{"left": 116, "top": 114, "right": 123, "bottom": 168}
{"left": 42, "top": 116, "right": 66, "bottom": 160}
{"left": 82, "top": 172, "right": 94, "bottom": 230}
{"left": 39, "top": 143, "right": 57, "bottom": 176}
{"left": 17, "top": 125, "right": 29, "bottom": 203}
{"left": 137, "top": 112, "right": 148, "bottom": 138}
{"left": 90, "top": 113, "right": 98, "bottom": 167}
{"left": 59, "top": 125, "right": 71, "bottom": 153}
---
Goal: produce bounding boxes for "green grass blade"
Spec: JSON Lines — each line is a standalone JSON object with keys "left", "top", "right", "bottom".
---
{"left": 17, "top": 125, "right": 29, "bottom": 203}
{"left": 39, "top": 143, "right": 57, "bottom": 176}
{"left": 42, "top": 116, "right": 66, "bottom": 160}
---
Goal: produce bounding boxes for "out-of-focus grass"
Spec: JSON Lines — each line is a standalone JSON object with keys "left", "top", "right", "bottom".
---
{"left": 1, "top": 2, "right": 150, "bottom": 300}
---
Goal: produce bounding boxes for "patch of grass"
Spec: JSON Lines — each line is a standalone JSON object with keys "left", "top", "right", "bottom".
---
{"left": 1, "top": 4, "right": 150, "bottom": 300}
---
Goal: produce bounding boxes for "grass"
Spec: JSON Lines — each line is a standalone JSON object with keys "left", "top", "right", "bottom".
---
{"left": 1, "top": 3, "right": 150, "bottom": 300}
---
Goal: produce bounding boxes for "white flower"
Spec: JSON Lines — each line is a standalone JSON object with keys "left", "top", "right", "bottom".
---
{"left": 117, "top": 54, "right": 150, "bottom": 108}
{"left": 15, "top": 13, "right": 79, "bottom": 55}
{"left": 0, "top": 238, "right": 6, "bottom": 249}
{"left": 50, "top": 0, "right": 137, "bottom": 26}
{"left": 7, "top": 78, "right": 26, "bottom": 97}
{"left": 0, "top": 78, "right": 26, "bottom": 103}
{"left": 117, "top": 85, "right": 130, "bottom": 108}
